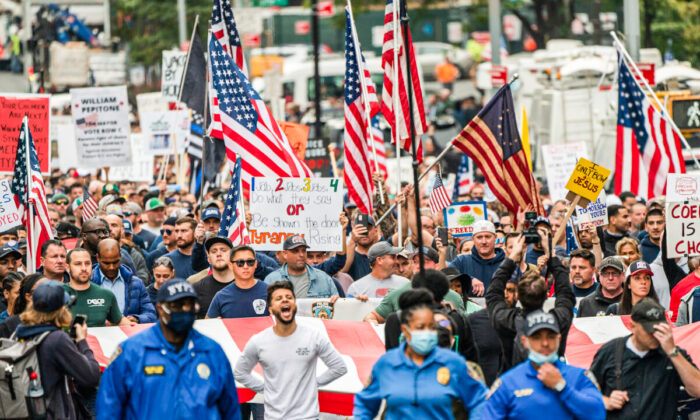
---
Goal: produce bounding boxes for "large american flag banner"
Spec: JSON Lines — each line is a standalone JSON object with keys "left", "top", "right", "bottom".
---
{"left": 10, "top": 117, "right": 52, "bottom": 272}
{"left": 81, "top": 189, "right": 98, "bottom": 221}
{"left": 614, "top": 59, "right": 685, "bottom": 198}
{"left": 381, "top": 0, "right": 426, "bottom": 162}
{"left": 428, "top": 170, "right": 452, "bottom": 214}
{"left": 452, "top": 85, "right": 543, "bottom": 216}
{"left": 368, "top": 116, "right": 388, "bottom": 180}
{"left": 211, "top": 0, "right": 247, "bottom": 77}
{"left": 218, "top": 157, "right": 250, "bottom": 246}
{"left": 208, "top": 36, "right": 311, "bottom": 194}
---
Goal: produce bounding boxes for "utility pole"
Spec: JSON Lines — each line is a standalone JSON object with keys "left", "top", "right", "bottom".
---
{"left": 489, "top": 0, "right": 501, "bottom": 66}
{"left": 623, "top": 0, "right": 640, "bottom": 62}
{"left": 311, "top": 0, "right": 322, "bottom": 140}
{"left": 178, "top": 0, "right": 187, "bottom": 46}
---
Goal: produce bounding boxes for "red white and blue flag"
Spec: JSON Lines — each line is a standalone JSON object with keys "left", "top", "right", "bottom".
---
{"left": 81, "top": 189, "right": 98, "bottom": 221}
{"left": 428, "top": 171, "right": 452, "bottom": 214}
{"left": 368, "top": 116, "right": 388, "bottom": 180}
{"left": 10, "top": 117, "right": 52, "bottom": 272}
{"left": 218, "top": 157, "right": 250, "bottom": 246}
{"left": 211, "top": 0, "right": 247, "bottom": 76}
{"left": 614, "top": 58, "right": 685, "bottom": 199}
{"left": 452, "top": 154, "right": 473, "bottom": 201}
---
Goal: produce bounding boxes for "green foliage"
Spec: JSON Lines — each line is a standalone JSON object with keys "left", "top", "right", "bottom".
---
{"left": 642, "top": 0, "right": 699, "bottom": 65}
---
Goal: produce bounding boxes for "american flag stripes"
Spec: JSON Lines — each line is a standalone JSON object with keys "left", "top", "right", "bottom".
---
{"left": 614, "top": 58, "right": 685, "bottom": 198}
{"left": 381, "top": 0, "right": 426, "bottom": 162}
{"left": 211, "top": 0, "right": 247, "bottom": 76}
{"left": 10, "top": 117, "right": 52, "bottom": 272}
{"left": 452, "top": 154, "right": 473, "bottom": 201}
{"left": 82, "top": 190, "right": 98, "bottom": 221}
{"left": 452, "top": 85, "right": 543, "bottom": 217}
{"left": 368, "top": 116, "right": 388, "bottom": 180}
{"left": 208, "top": 36, "right": 311, "bottom": 195}
{"left": 218, "top": 157, "right": 250, "bottom": 246}
{"left": 428, "top": 171, "right": 452, "bottom": 214}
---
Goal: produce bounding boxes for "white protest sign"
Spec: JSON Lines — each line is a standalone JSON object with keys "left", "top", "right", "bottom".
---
{"left": 139, "top": 110, "right": 189, "bottom": 155}
{"left": 574, "top": 190, "right": 608, "bottom": 227}
{"left": 136, "top": 92, "right": 168, "bottom": 114}
{"left": 0, "top": 180, "right": 21, "bottom": 230}
{"left": 104, "top": 134, "right": 154, "bottom": 182}
{"left": 542, "top": 142, "right": 588, "bottom": 202}
{"left": 666, "top": 201, "right": 700, "bottom": 258}
{"left": 161, "top": 50, "right": 187, "bottom": 101}
{"left": 666, "top": 173, "right": 700, "bottom": 202}
{"left": 249, "top": 177, "right": 343, "bottom": 251}
{"left": 50, "top": 116, "right": 80, "bottom": 172}
{"left": 70, "top": 86, "right": 132, "bottom": 167}
{"left": 442, "top": 201, "right": 488, "bottom": 237}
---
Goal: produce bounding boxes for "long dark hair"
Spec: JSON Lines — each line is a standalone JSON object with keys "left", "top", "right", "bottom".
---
{"left": 13, "top": 273, "right": 47, "bottom": 315}
{"left": 618, "top": 273, "right": 659, "bottom": 315}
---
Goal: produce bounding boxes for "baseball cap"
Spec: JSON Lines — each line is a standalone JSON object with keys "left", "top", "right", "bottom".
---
{"left": 533, "top": 216, "right": 551, "bottom": 228}
{"left": 122, "top": 220, "right": 133, "bottom": 234}
{"left": 33, "top": 280, "right": 71, "bottom": 313}
{"left": 630, "top": 297, "right": 667, "bottom": 334}
{"left": 125, "top": 202, "right": 143, "bottom": 215}
{"left": 441, "top": 266, "right": 471, "bottom": 293}
{"left": 145, "top": 197, "right": 165, "bottom": 211}
{"left": 626, "top": 260, "right": 653, "bottom": 278}
{"left": 202, "top": 207, "right": 222, "bottom": 221}
{"left": 50, "top": 193, "right": 69, "bottom": 204}
{"left": 105, "top": 204, "right": 124, "bottom": 217}
{"left": 102, "top": 183, "right": 120, "bottom": 195}
{"left": 99, "top": 194, "right": 125, "bottom": 210}
{"left": 524, "top": 309, "right": 560, "bottom": 336}
{"left": 397, "top": 248, "right": 415, "bottom": 259}
{"left": 163, "top": 216, "right": 178, "bottom": 226}
{"left": 137, "top": 185, "right": 151, "bottom": 194}
{"left": 353, "top": 214, "right": 376, "bottom": 226}
{"left": 421, "top": 246, "right": 440, "bottom": 264}
{"left": 201, "top": 199, "right": 220, "bottom": 210}
{"left": 367, "top": 242, "right": 402, "bottom": 263}
{"left": 204, "top": 236, "right": 233, "bottom": 252}
{"left": 56, "top": 222, "right": 81, "bottom": 238}
{"left": 0, "top": 246, "right": 21, "bottom": 260}
{"left": 72, "top": 197, "right": 84, "bottom": 211}
{"left": 156, "top": 278, "right": 198, "bottom": 303}
{"left": 472, "top": 220, "right": 496, "bottom": 235}
{"left": 283, "top": 235, "right": 309, "bottom": 250}
{"left": 599, "top": 256, "right": 625, "bottom": 273}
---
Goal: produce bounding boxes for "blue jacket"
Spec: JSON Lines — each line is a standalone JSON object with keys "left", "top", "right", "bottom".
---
{"left": 90, "top": 264, "right": 157, "bottom": 323}
{"left": 483, "top": 359, "right": 606, "bottom": 420}
{"left": 96, "top": 324, "right": 240, "bottom": 420}
{"left": 449, "top": 247, "right": 506, "bottom": 293}
{"left": 353, "top": 342, "right": 487, "bottom": 420}
{"left": 640, "top": 236, "right": 660, "bottom": 264}
{"left": 264, "top": 264, "right": 338, "bottom": 298}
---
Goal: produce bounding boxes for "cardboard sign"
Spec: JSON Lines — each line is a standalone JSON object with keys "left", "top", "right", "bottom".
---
{"left": 442, "top": 201, "right": 488, "bottom": 237}
{"left": 542, "top": 142, "right": 588, "bottom": 202}
{"left": 667, "top": 173, "right": 700, "bottom": 202}
{"left": 0, "top": 95, "right": 50, "bottom": 174}
{"left": 666, "top": 201, "right": 700, "bottom": 258}
{"left": 564, "top": 158, "right": 610, "bottom": 205}
{"left": 0, "top": 180, "right": 21, "bottom": 230}
{"left": 278, "top": 120, "right": 309, "bottom": 160}
{"left": 249, "top": 177, "right": 343, "bottom": 251}
{"left": 574, "top": 191, "right": 608, "bottom": 227}
{"left": 161, "top": 50, "right": 187, "bottom": 101}
{"left": 70, "top": 86, "right": 132, "bottom": 168}
{"left": 139, "top": 110, "right": 189, "bottom": 155}
{"left": 305, "top": 137, "right": 331, "bottom": 177}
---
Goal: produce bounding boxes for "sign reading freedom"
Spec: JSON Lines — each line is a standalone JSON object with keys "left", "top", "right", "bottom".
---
{"left": 0, "top": 95, "right": 50, "bottom": 174}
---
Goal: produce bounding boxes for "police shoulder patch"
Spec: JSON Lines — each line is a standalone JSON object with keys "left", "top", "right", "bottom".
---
{"left": 584, "top": 370, "right": 600, "bottom": 391}
{"left": 144, "top": 365, "right": 165, "bottom": 375}
{"left": 486, "top": 378, "right": 502, "bottom": 399}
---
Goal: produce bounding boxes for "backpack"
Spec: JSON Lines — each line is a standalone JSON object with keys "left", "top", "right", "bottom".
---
{"left": 511, "top": 313, "right": 529, "bottom": 367}
{"left": 0, "top": 331, "right": 51, "bottom": 419}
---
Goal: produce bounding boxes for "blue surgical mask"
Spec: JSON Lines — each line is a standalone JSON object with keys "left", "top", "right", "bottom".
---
{"left": 162, "top": 309, "right": 196, "bottom": 335}
{"left": 527, "top": 340, "right": 559, "bottom": 366}
{"left": 408, "top": 329, "right": 438, "bottom": 355}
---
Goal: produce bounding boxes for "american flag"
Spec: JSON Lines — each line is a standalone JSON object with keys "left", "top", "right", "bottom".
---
{"left": 82, "top": 189, "right": 98, "bottom": 221}
{"left": 428, "top": 171, "right": 452, "bottom": 214}
{"left": 452, "top": 84, "right": 543, "bottom": 217}
{"left": 211, "top": 0, "right": 247, "bottom": 76}
{"left": 344, "top": 8, "right": 380, "bottom": 215}
{"left": 614, "top": 58, "right": 685, "bottom": 198}
{"left": 452, "top": 154, "right": 473, "bottom": 201}
{"left": 10, "top": 117, "right": 52, "bottom": 273}
{"left": 368, "top": 116, "right": 388, "bottom": 180}
{"left": 218, "top": 157, "right": 250, "bottom": 246}
{"left": 208, "top": 36, "right": 311, "bottom": 195}
{"left": 381, "top": 0, "right": 426, "bottom": 162}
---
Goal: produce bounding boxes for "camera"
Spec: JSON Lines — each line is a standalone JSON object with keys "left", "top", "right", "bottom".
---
{"left": 523, "top": 211, "right": 540, "bottom": 244}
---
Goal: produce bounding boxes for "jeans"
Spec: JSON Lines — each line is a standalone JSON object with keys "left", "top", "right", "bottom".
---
{"left": 240, "top": 402, "right": 264, "bottom": 420}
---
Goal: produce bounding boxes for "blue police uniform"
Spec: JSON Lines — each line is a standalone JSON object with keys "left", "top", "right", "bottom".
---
{"left": 353, "top": 342, "right": 488, "bottom": 420}
{"left": 96, "top": 323, "right": 241, "bottom": 420}
{"left": 483, "top": 359, "right": 606, "bottom": 420}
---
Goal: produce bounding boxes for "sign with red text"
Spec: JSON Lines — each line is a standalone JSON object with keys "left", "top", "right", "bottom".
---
{"left": 491, "top": 65, "right": 508, "bottom": 87}
{"left": 0, "top": 95, "right": 50, "bottom": 174}
{"left": 442, "top": 201, "right": 488, "bottom": 238}
{"left": 0, "top": 180, "right": 21, "bottom": 230}
{"left": 667, "top": 173, "right": 700, "bottom": 202}
{"left": 666, "top": 201, "right": 700, "bottom": 258}
{"left": 249, "top": 177, "right": 343, "bottom": 251}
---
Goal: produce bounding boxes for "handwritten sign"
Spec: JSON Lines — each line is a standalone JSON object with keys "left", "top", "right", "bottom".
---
{"left": 541, "top": 142, "right": 588, "bottom": 202}
{"left": 249, "top": 177, "right": 343, "bottom": 251}
{"left": 666, "top": 201, "right": 700, "bottom": 258}
{"left": 442, "top": 201, "right": 488, "bottom": 237}
{"left": 0, "top": 180, "right": 21, "bottom": 230}
{"left": 105, "top": 134, "right": 154, "bottom": 182}
{"left": 161, "top": 50, "right": 187, "bottom": 101}
{"left": 667, "top": 173, "right": 700, "bottom": 202}
{"left": 574, "top": 191, "right": 608, "bottom": 227}
{"left": 70, "top": 86, "right": 132, "bottom": 167}
{"left": 0, "top": 95, "right": 50, "bottom": 174}
{"left": 564, "top": 158, "right": 610, "bottom": 204}
{"left": 139, "top": 110, "right": 189, "bottom": 155}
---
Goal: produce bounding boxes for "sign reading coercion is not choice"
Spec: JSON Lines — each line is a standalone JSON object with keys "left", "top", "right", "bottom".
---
{"left": 249, "top": 177, "right": 343, "bottom": 251}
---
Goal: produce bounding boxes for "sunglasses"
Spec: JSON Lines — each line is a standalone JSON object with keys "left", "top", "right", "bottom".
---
{"left": 231, "top": 259, "right": 256, "bottom": 267}
{"left": 85, "top": 229, "right": 109, "bottom": 236}
{"left": 153, "top": 258, "right": 174, "bottom": 269}
{"left": 54, "top": 199, "right": 68, "bottom": 205}
{"left": 161, "top": 229, "right": 173, "bottom": 236}
{"left": 124, "top": 211, "right": 133, "bottom": 216}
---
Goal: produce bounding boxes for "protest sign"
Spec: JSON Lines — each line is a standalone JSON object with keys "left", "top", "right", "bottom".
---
{"left": 161, "top": 50, "right": 187, "bottom": 101}
{"left": 0, "top": 95, "right": 50, "bottom": 174}
{"left": 666, "top": 201, "right": 700, "bottom": 258}
{"left": 249, "top": 177, "right": 343, "bottom": 251}
{"left": 0, "top": 180, "right": 21, "bottom": 230}
{"left": 104, "top": 134, "right": 154, "bottom": 182}
{"left": 136, "top": 92, "right": 168, "bottom": 114}
{"left": 139, "top": 110, "right": 189, "bottom": 155}
{"left": 541, "top": 142, "right": 588, "bottom": 202}
{"left": 50, "top": 116, "right": 80, "bottom": 172}
{"left": 70, "top": 86, "right": 131, "bottom": 168}
{"left": 305, "top": 137, "right": 331, "bottom": 177}
{"left": 574, "top": 191, "right": 608, "bottom": 227}
{"left": 442, "top": 201, "right": 488, "bottom": 237}
{"left": 667, "top": 173, "right": 700, "bottom": 202}
{"left": 278, "top": 120, "right": 309, "bottom": 160}
{"left": 297, "top": 298, "right": 382, "bottom": 321}
{"left": 564, "top": 158, "right": 610, "bottom": 205}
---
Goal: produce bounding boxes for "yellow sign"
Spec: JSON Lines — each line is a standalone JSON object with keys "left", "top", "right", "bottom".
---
{"left": 564, "top": 158, "right": 611, "bottom": 203}
{"left": 437, "top": 367, "right": 450, "bottom": 385}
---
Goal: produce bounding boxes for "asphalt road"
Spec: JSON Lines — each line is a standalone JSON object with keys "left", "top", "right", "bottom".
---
{"left": 0, "top": 71, "right": 30, "bottom": 93}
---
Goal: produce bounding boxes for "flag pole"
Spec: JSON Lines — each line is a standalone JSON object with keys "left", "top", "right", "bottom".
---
{"left": 198, "top": 23, "right": 212, "bottom": 208}
{"left": 347, "top": 0, "right": 384, "bottom": 206}
{"left": 22, "top": 117, "right": 35, "bottom": 274}
{"left": 610, "top": 31, "right": 700, "bottom": 170}
{"left": 392, "top": 0, "right": 402, "bottom": 245}
{"left": 400, "top": 0, "right": 424, "bottom": 274}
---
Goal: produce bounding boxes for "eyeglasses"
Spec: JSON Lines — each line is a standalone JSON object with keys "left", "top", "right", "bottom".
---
{"left": 54, "top": 199, "right": 68, "bottom": 205}
{"left": 231, "top": 259, "right": 256, "bottom": 267}
{"left": 599, "top": 271, "right": 621, "bottom": 277}
{"left": 153, "top": 258, "right": 174, "bottom": 269}
{"left": 84, "top": 229, "right": 109, "bottom": 236}
{"left": 161, "top": 229, "right": 173, "bottom": 236}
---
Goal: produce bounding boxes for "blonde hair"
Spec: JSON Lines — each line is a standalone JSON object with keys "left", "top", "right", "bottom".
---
{"left": 20, "top": 303, "right": 72, "bottom": 329}
{"left": 616, "top": 237, "right": 640, "bottom": 255}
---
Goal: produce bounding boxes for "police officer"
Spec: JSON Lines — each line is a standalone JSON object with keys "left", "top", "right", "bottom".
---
{"left": 96, "top": 278, "right": 241, "bottom": 419}
{"left": 353, "top": 287, "right": 488, "bottom": 420}
{"left": 483, "top": 310, "right": 606, "bottom": 420}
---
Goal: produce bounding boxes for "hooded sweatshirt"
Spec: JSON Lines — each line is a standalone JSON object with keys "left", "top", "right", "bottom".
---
{"left": 448, "top": 247, "right": 506, "bottom": 295}
{"left": 640, "top": 236, "right": 660, "bottom": 264}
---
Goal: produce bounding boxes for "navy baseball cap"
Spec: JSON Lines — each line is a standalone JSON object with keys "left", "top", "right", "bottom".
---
{"left": 204, "top": 235, "right": 233, "bottom": 252}
{"left": 122, "top": 219, "right": 133, "bottom": 234}
{"left": 0, "top": 246, "right": 21, "bottom": 260}
{"left": 33, "top": 280, "right": 71, "bottom": 313}
{"left": 283, "top": 235, "right": 309, "bottom": 250}
{"left": 202, "top": 207, "right": 222, "bottom": 221}
{"left": 524, "top": 310, "right": 560, "bottom": 336}
{"left": 156, "top": 278, "right": 198, "bottom": 303}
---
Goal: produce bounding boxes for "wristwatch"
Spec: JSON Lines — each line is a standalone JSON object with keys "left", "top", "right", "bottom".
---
{"left": 554, "top": 380, "right": 567, "bottom": 392}
{"left": 668, "top": 346, "right": 680, "bottom": 358}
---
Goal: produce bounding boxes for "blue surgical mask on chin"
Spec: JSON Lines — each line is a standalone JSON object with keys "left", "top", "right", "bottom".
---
{"left": 161, "top": 306, "right": 196, "bottom": 335}
{"left": 527, "top": 338, "right": 560, "bottom": 366}
{"left": 408, "top": 329, "right": 438, "bottom": 355}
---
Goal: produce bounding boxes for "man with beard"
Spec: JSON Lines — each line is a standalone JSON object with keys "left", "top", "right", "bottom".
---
{"left": 165, "top": 217, "right": 198, "bottom": 279}
{"left": 63, "top": 248, "right": 128, "bottom": 327}
{"left": 79, "top": 219, "right": 138, "bottom": 275}
{"left": 191, "top": 236, "right": 234, "bottom": 317}
{"left": 234, "top": 281, "right": 347, "bottom": 420}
